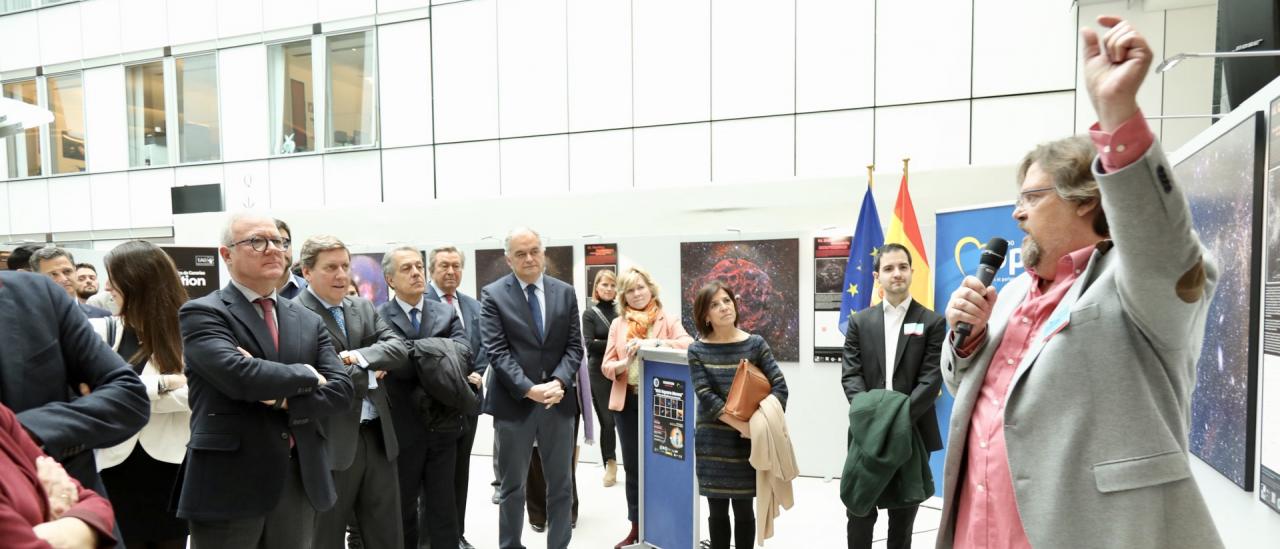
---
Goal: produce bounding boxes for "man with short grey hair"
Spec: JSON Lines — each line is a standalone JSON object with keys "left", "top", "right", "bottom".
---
{"left": 32, "top": 247, "right": 111, "bottom": 319}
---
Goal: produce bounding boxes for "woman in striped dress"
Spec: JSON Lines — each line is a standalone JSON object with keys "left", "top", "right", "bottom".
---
{"left": 687, "top": 281, "right": 789, "bottom": 549}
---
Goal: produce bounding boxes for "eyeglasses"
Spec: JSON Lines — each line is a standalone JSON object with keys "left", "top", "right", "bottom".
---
{"left": 1015, "top": 186, "right": 1056, "bottom": 208}
{"left": 231, "top": 236, "right": 291, "bottom": 253}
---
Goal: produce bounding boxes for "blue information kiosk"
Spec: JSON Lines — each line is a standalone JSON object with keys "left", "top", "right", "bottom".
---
{"left": 631, "top": 348, "right": 700, "bottom": 549}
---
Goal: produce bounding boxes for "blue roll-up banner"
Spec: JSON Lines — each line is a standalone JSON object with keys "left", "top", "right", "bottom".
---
{"left": 931, "top": 203, "right": 1027, "bottom": 489}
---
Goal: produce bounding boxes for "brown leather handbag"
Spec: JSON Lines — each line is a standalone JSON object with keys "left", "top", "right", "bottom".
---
{"left": 723, "top": 358, "right": 771, "bottom": 421}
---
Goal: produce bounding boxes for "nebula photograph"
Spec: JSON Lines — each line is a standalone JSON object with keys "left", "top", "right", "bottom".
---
{"left": 680, "top": 239, "right": 800, "bottom": 361}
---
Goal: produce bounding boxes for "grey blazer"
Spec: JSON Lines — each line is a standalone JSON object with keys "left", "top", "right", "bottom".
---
{"left": 295, "top": 291, "right": 408, "bottom": 468}
{"left": 937, "top": 145, "right": 1224, "bottom": 548}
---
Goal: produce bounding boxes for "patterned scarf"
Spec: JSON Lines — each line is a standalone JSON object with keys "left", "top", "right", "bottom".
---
{"left": 625, "top": 299, "right": 660, "bottom": 341}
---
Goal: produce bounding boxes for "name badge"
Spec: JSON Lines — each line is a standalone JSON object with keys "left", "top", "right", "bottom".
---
{"left": 903, "top": 323, "right": 924, "bottom": 336}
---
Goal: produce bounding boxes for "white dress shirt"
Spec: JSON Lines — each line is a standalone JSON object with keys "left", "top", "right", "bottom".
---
{"left": 520, "top": 275, "right": 547, "bottom": 331}
{"left": 229, "top": 278, "right": 279, "bottom": 324}
{"left": 430, "top": 281, "right": 465, "bottom": 328}
{"left": 882, "top": 298, "right": 911, "bottom": 389}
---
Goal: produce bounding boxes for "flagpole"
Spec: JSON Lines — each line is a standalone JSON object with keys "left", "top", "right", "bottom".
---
{"left": 902, "top": 157, "right": 910, "bottom": 181}
{"left": 866, "top": 164, "right": 875, "bottom": 190}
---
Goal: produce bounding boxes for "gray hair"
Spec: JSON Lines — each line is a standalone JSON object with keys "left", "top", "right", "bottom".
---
{"left": 299, "top": 235, "right": 348, "bottom": 271}
{"left": 503, "top": 227, "right": 542, "bottom": 255}
{"left": 382, "top": 245, "right": 421, "bottom": 279}
{"left": 428, "top": 245, "right": 465, "bottom": 273}
{"left": 220, "top": 211, "right": 275, "bottom": 247}
{"left": 31, "top": 246, "right": 74, "bottom": 272}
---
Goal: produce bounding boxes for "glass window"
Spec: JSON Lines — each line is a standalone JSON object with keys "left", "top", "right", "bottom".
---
{"left": 126, "top": 61, "right": 168, "bottom": 167}
{"left": 176, "top": 54, "right": 220, "bottom": 163}
{"left": 268, "top": 39, "right": 314, "bottom": 155}
{"left": 326, "top": 31, "right": 376, "bottom": 149}
{"left": 4, "top": 79, "right": 42, "bottom": 178}
{"left": 46, "top": 72, "right": 86, "bottom": 174}
{"left": 1, "top": 1, "right": 34, "bottom": 14}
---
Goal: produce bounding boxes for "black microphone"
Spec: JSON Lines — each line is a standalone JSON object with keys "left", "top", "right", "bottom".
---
{"left": 954, "top": 237, "right": 1009, "bottom": 348}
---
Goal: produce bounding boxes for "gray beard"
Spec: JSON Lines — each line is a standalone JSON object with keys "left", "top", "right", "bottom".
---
{"left": 1022, "top": 235, "right": 1041, "bottom": 271}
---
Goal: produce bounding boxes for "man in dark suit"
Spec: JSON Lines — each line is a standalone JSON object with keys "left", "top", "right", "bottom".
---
{"left": 0, "top": 270, "right": 149, "bottom": 511}
{"left": 377, "top": 245, "right": 469, "bottom": 549}
{"left": 841, "top": 243, "right": 945, "bottom": 549}
{"left": 295, "top": 235, "right": 408, "bottom": 549}
{"left": 481, "top": 227, "right": 583, "bottom": 549}
{"left": 177, "top": 213, "right": 353, "bottom": 549}
{"left": 425, "top": 245, "right": 487, "bottom": 549}
{"left": 31, "top": 247, "right": 112, "bottom": 319}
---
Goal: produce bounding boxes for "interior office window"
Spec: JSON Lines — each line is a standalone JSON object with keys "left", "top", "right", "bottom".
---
{"left": 3, "top": 80, "right": 42, "bottom": 178}
{"left": 47, "top": 72, "right": 86, "bottom": 174}
{"left": 268, "top": 39, "right": 315, "bottom": 155}
{"left": 126, "top": 61, "right": 168, "bottom": 167}
{"left": 176, "top": 54, "right": 221, "bottom": 163}
{"left": 326, "top": 31, "right": 376, "bottom": 149}
{"left": 1, "top": 1, "right": 34, "bottom": 14}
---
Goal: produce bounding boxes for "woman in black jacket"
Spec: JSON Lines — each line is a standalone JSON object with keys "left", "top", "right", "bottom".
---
{"left": 582, "top": 268, "right": 620, "bottom": 486}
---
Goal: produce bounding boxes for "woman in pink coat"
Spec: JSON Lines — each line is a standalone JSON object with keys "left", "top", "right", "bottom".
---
{"left": 601, "top": 266, "right": 693, "bottom": 548}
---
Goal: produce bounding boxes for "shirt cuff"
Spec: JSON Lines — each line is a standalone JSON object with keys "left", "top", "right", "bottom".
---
{"left": 1088, "top": 110, "right": 1154, "bottom": 173}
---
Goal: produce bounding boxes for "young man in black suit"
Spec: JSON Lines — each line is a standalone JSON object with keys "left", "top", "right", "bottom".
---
{"left": 841, "top": 243, "right": 945, "bottom": 549}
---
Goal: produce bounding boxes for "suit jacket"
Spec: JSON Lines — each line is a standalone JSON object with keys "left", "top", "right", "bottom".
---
{"left": 0, "top": 272, "right": 149, "bottom": 495}
{"left": 479, "top": 273, "right": 583, "bottom": 421}
{"left": 177, "top": 283, "right": 354, "bottom": 521}
{"left": 80, "top": 302, "right": 112, "bottom": 319}
{"left": 841, "top": 299, "right": 945, "bottom": 452}
{"left": 295, "top": 291, "right": 407, "bottom": 469}
{"left": 426, "top": 286, "right": 489, "bottom": 375}
{"left": 937, "top": 145, "right": 1224, "bottom": 548}
{"left": 377, "top": 298, "right": 467, "bottom": 447}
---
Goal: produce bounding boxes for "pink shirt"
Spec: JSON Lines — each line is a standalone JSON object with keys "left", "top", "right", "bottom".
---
{"left": 953, "top": 111, "right": 1153, "bottom": 548}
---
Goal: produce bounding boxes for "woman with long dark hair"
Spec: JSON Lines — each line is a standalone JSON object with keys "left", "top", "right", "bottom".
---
{"left": 92, "top": 240, "right": 191, "bottom": 549}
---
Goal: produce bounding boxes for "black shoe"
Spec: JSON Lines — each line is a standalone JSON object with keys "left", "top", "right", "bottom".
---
{"left": 530, "top": 523, "right": 546, "bottom": 533}
{"left": 458, "top": 537, "right": 476, "bottom": 549}
{"left": 491, "top": 485, "right": 500, "bottom": 504}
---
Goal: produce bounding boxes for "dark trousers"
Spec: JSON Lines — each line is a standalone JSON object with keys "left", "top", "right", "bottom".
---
{"left": 495, "top": 406, "right": 575, "bottom": 549}
{"left": 587, "top": 368, "right": 617, "bottom": 462}
{"left": 398, "top": 430, "right": 461, "bottom": 549}
{"left": 526, "top": 446, "right": 579, "bottom": 526}
{"left": 315, "top": 421, "right": 401, "bottom": 549}
{"left": 454, "top": 413, "right": 479, "bottom": 537}
{"left": 189, "top": 455, "right": 316, "bottom": 549}
{"left": 706, "top": 497, "right": 753, "bottom": 549}
{"left": 847, "top": 506, "right": 920, "bottom": 549}
{"left": 613, "top": 391, "right": 640, "bottom": 521}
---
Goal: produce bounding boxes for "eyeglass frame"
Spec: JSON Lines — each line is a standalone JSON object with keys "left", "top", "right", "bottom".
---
{"left": 230, "top": 236, "right": 292, "bottom": 253}
{"left": 1015, "top": 186, "right": 1057, "bottom": 209}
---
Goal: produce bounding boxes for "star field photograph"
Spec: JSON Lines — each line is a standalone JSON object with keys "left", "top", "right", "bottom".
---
{"left": 680, "top": 239, "right": 800, "bottom": 361}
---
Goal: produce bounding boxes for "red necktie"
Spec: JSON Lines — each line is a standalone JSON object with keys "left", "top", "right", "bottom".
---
{"left": 445, "top": 294, "right": 455, "bottom": 306}
{"left": 254, "top": 297, "right": 279, "bottom": 351}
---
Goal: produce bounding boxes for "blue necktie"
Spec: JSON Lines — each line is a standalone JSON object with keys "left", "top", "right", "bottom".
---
{"left": 410, "top": 307, "right": 421, "bottom": 333}
{"left": 526, "top": 284, "right": 544, "bottom": 342}
{"left": 327, "top": 306, "right": 348, "bottom": 339}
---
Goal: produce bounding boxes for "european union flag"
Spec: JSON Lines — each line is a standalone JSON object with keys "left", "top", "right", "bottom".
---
{"left": 839, "top": 184, "right": 884, "bottom": 335}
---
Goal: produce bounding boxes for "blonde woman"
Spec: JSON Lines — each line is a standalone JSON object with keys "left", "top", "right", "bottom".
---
{"left": 601, "top": 266, "right": 693, "bottom": 548}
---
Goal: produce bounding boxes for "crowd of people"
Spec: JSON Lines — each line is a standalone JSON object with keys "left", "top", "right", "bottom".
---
{"left": 0, "top": 16, "right": 1230, "bottom": 549}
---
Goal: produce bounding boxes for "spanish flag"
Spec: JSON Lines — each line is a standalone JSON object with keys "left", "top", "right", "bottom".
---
{"left": 883, "top": 161, "right": 932, "bottom": 309}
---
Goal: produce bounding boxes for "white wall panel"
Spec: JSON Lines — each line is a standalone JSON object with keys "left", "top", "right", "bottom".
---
{"left": 497, "top": 0, "right": 568, "bottom": 138}
{"left": 633, "top": 0, "right": 711, "bottom": 126}
{"left": 876, "top": 0, "right": 971, "bottom": 105}
{"left": 120, "top": 0, "right": 169, "bottom": 53}
{"left": 1161, "top": 5, "right": 1216, "bottom": 151}
{"left": 796, "top": 0, "right": 874, "bottom": 112}
{"left": 174, "top": 164, "right": 224, "bottom": 188}
{"left": 712, "top": 116, "right": 794, "bottom": 182}
{"left": 567, "top": 0, "right": 631, "bottom": 132}
{"left": 795, "top": 109, "right": 874, "bottom": 178}
{"left": 218, "top": 45, "right": 270, "bottom": 162}
{"left": 168, "top": 0, "right": 219, "bottom": 46}
{"left": 1075, "top": 3, "right": 1165, "bottom": 135}
{"left": 80, "top": 0, "right": 123, "bottom": 59}
{"left": 0, "top": 12, "right": 40, "bottom": 72}
{"left": 38, "top": 5, "right": 83, "bottom": 66}
{"left": 711, "top": 0, "right": 794, "bottom": 119}
{"left": 8, "top": 179, "right": 49, "bottom": 235}
{"left": 217, "top": 0, "right": 264, "bottom": 39}
{"left": 84, "top": 65, "right": 129, "bottom": 173}
{"left": 569, "top": 130, "right": 632, "bottom": 193}
{"left": 129, "top": 169, "right": 174, "bottom": 228}
{"left": 634, "top": 123, "right": 710, "bottom": 189}
{"left": 318, "top": 0, "right": 375, "bottom": 22}
{"left": 874, "top": 100, "right": 971, "bottom": 170}
{"left": 380, "top": 146, "right": 435, "bottom": 204}
{"left": 323, "top": 150, "right": 382, "bottom": 206}
{"left": 90, "top": 173, "right": 130, "bottom": 230}
{"left": 378, "top": 0, "right": 431, "bottom": 14}
{"left": 49, "top": 176, "right": 91, "bottom": 233}
{"left": 434, "top": 140, "right": 500, "bottom": 200}
{"left": 222, "top": 160, "right": 271, "bottom": 210}
{"left": 499, "top": 135, "right": 568, "bottom": 197}
{"left": 262, "top": 0, "right": 317, "bottom": 32}
{"left": 432, "top": 0, "right": 499, "bottom": 143}
{"left": 973, "top": 0, "right": 1076, "bottom": 97}
{"left": 971, "top": 92, "right": 1075, "bottom": 166}
{"left": 0, "top": 183, "right": 9, "bottom": 236}
{"left": 377, "top": 20, "right": 433, "bottom": 147}
{"left": 268, "top": 155, "right": 324, "bottom": 209}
